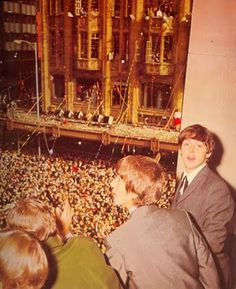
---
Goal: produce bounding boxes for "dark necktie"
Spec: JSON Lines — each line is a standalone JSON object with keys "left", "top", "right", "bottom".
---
{"left": 179, "top": 176, "right": 188, "bottom": 194}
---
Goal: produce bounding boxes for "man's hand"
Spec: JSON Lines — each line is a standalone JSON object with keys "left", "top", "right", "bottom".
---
{"left": 55, "top": 201, "right": 74, "bottom": 241}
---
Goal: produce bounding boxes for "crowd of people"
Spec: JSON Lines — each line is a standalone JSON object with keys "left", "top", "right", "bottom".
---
{"left": 0, "top": 124, "right": 234, "bottom": 289}
{"left": 0, "top": 147, "right": 175, "bottom": 251}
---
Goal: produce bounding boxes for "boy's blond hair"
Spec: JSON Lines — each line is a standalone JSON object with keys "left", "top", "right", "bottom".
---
{"left": 6, "top": 198, "right": 56, "bottom": 241}
{"left": 0, "top": 229, "right": 48, "bottom": 289}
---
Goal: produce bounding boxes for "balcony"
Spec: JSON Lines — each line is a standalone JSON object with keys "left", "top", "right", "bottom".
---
{"left": 76, "top": 59, "right": 101, "bottom": 71}
{"left": 143, "top": 16, "right": 176, "bottom": 32}
{"left": 144, "top": 62, "right": 174, "bottom": 76}
{"left": 77, "top": 15, "right": 100, "bottom": 30}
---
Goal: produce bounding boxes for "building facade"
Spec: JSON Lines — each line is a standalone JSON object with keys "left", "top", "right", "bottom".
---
{"left": 39, "top": 0, "right": 192, "bottom": 126}
{"left": 1, "top": 0, "right": 192, "bottom": 127}
{"left": 0, "top": 0, "right": 38, "bottom": 104}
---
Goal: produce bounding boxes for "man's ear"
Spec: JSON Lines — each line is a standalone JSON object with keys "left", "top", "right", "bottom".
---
{"left": 206, "top": 152, "right": 212, "bottom": 160}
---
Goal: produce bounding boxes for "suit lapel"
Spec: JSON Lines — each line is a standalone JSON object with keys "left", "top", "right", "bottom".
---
{"left": 176, "top": 173, "right": 184, "bottom": 192}
{"left": 171, "top": 173, "right": 184, "bottom": 206}
{"left": 174, "top": 166, "right": 210, "bottom": 206}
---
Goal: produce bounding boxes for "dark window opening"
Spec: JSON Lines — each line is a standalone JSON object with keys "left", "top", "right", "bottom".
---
{"left": 164, "top": 35, "right": 173, "bottom": 63}
{"left": 91, "top": 33, "right": 99, "bottom": 58}
{"left": 125, "top": 0, "right": 132, "bottom": 17}
{"left": 114, "top": 0, "right": 120, "bottom": 17}
{"left": 151, "top": 34, "right": 161, "bottom": 63}
{"left": 80, "top": 32, "right": 88, "bottom": 58}
{"left": 75, "top": 79, "right": 101, "bottom": 107}
{"left": 81, "top": 0, "right": 88, "bottom": 12}
{"left": 140, "top": 83, "right": 171, "bottom": 109}
{"left": 122, "top": 33, "right": 129, "bottom": 61}
{"left": 113, "top": 33, "right": 119, "bottom": 59}
{"left": 52, "top": 74, "right": 65, "bottom": 98}
{"left": 91, "top": 0, "right": 99, "bottom": 10}
{"left": 50, "top": 31, "right": 56, "bottom": 57}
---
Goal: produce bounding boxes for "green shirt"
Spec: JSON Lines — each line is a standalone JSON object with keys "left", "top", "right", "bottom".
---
{"left": 43, "top": 235, "right": 122, "bottom": 289}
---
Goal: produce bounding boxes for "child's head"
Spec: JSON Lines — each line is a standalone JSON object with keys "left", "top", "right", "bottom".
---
{"left": 6, "top": 198, "right": 56, "bottom": 241}
{"left": 0, "top": 229, "right": 48, "bottom": 289}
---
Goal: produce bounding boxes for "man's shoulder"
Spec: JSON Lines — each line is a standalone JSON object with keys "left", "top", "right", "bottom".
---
{"left": 205, "top": 167, "right": 230, "bottom": 190}
{"left": 106, "top": 216, "right": 133, "bottom": 241}
{"left": 134, "top": 206, "right": 190, "bottom": 226}
{"left": 197, "top": 166, "right": 229, "bottom": 188}
{"left": 107, "top": 207, "right": 191, "bottom": 241}
{"left": 106, "top": 207, "right": 148, "bottom": 245}
{"left": 195, "top": 167, "right": 233, "bottom": 207}
{"left": 68, "top": 235, "right": 100, "bottom": 251}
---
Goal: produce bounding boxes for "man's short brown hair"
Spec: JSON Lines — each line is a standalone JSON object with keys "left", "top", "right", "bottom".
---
{"left": 115, "top": 155, "right": 164, "bottom": 206}
{"left": 178, "top": 124, "right": 215, "bottom": 155}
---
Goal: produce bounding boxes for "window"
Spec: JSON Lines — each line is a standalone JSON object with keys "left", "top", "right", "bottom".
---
{"left": 123, "top": 33, "right": 129, "bottom": 61}
{"left": 81, "top": 0, "right": 88, "bottom": 12}
{"left": 80, "top": 32, "right": 88, "bottom": 58}
{"left": 113, "top": 33, "right": 119, "bottom": 59}
{"left": 49, "top": 0, "right": 56, "bottom": 15}
{"left": 163, "top": 35, "right": 173, "bottom": 63}
{"left": 140, "top": 83, "right": 171, "bottom": 109}
{"left": 114, "top": 0, "right": 120, "bottom": 17}
{"left": 58, "top": 31, "right": 64, "bottom": 57}
{"left": 3, "top": 1, "right": 20, "bottom": 13}
{"left": 75, "top": 0, "right": 87, "bottom": 16}
{"left": 75, "top": 0, "right": 81, "bottom": 16}
{"left": 125, "top": 0, "right": 131, "bottom": 17}
{"left": 56, "top": 0, "right": 64, "bottom": 15}
{"left": 151, "top": 34, "right": 161, "bottom": 63}
{"left": 50, "top": 31, "right": 56, "bottom": 57}
{"left": 112, "top": 81, "right": 128, "bottom": 106}
{"left": 91, "top": 0, "right": 98, "bottom": 10}
{"left": 91, "top": 33, "right": 99, "bottom": 58}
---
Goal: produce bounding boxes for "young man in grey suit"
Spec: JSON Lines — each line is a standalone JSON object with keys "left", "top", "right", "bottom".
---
{"left": 171, "top": 124, "right": 235, "bottom": 289}
{"left": 105, "top": 155, "right": 220, "bottom": 289}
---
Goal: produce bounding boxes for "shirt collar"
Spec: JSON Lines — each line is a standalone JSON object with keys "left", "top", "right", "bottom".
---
{"left": 128, "top": 206, "right": 137, "bottom": 215}
{"left": 184, "top": 163, "right": 206, "bottom": 185}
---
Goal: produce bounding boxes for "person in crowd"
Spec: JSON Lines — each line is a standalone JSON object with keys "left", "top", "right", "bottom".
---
{"left": 0, "top": 149, "right": 131, "bottom": 249}
{"left": 171, "top": 124, "right": 235, "bottom": 289}
{"left": 5, "top": 197, "right": 123, "bottom": 289}
{"left": 105, "top": 154, "right": 220, "bottom": 289}
{"left": 0, "top": 229, "right": 48, "bottom": 289}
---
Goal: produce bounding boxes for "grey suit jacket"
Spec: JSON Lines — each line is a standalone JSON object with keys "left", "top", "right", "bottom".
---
{"left": 171, "top": 165, "right": 235, "bottom": 288}
{"left": 105, "top": 205, "right": 220, "bottom": 289}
